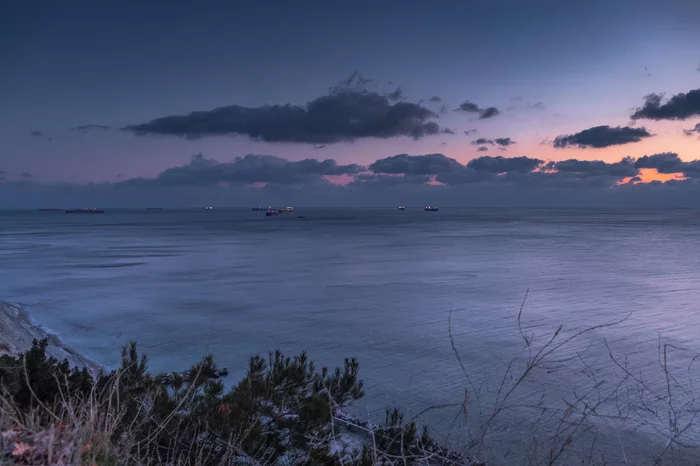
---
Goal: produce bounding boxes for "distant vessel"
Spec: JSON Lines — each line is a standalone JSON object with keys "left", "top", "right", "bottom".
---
{"left": 146, "top": 207, "right": 163, "bottom": 211}
{"left": 205, "top": 206, "right": 214, "bottom": 211}
{"left": 252, "top": 206, "right": 272, "bottom": 211}
{"left": 398, "top": 206, "right": 406, "bottom": 210}
{"left": 424, "top": 206, "right": 439, "bottom": 212}
{"left": 65, "top": 208, "right": 104, "bottom": 214}
{"left": 265, "top": 206, "right": 295, "bottom": 217}
{"left": 39, "top": 208, "right": 62, "bottom": 212}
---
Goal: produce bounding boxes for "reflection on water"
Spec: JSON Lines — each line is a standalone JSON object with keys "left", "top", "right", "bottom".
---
{"left": 2, "top": 208, "right": 700, "bottom": 464}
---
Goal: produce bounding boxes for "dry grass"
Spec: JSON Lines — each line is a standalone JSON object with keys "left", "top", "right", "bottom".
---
{"left": 3, "top": 294, "right": 700, "bottom": 465}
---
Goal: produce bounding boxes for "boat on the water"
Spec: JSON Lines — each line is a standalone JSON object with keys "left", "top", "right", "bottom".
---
{"left": 65, "top": 208, "right": 104, "bottom": 214}
{"left": 265, "top": 206, "right": 295, "bottom": 217}
{"left": 205, "top": 206, "right": 214, "bottom": 211}
{"left": 146, "top": 207, "right": 163, "bottom": 211}
{"left": 424, "top": 206, "right": 439, "bottom": 212}
{"left": 252, "top": 206, "right": 272, "bottom": 211}
{"left": 398, "top": 206, "right": 406, "bottom": 210}
{"left": 39, "top": 208, "right": 62, "bottom": 212}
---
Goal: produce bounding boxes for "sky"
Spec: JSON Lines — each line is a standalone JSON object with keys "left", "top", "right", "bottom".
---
{"left": 1, "top": 0, "right": 700, "bottom": 207}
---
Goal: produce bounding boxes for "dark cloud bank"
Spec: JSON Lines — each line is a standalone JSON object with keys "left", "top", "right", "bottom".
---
{"left": 123, "top": 87, "right": 446, "bottom": 143}
{"left": 5, "top": 153, "right": 700, "bottom": 208}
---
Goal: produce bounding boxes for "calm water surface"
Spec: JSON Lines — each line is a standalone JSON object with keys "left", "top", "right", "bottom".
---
{"left": 2, "top": 208, "right": 700, "bottom": 463}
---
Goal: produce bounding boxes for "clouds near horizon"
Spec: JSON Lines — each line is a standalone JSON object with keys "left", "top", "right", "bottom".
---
{"left": 4, "top": 151, "right": 700, "bottom": 208}
{"left": 122, "top": 154, "right": 363, "bottom": 187}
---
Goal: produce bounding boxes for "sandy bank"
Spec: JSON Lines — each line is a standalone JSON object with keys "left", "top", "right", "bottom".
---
{"left": 0, "top": 302, "right": 101, "bottom": 374}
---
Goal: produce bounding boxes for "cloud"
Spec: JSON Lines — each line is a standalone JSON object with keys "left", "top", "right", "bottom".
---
{"left": 634, "top": 152, "right": 681, "bottom": 173}
{"left": 527, "top": 102, "right": 545, "bottom": 110}
{"left": 472, "top": 138, "right": 494, "bottom": 145}
{"left": 630, "top": 89, "right": 700, "bottom": 120}
{"left": 457, "top": 101, "right": 481, "bottom": 113}
{"left": 467, "top": 155, "right": 543, "bottom": 173}
{"left": 553, "top": 125, "right": 652, "bottom": 148}
{"left": 441, "top": 128, "right": 455, "bottom": 135}
{"left": 71, "top": 124, "right": 111, "bottom": 132}
{"left": 464, "top": 129, "right": 477, "bottom": 135}
{"left": 367, "top": 153, "right": 546, "bottom": 186}
{"left": 429, "top": 96, "right": 442, "bottom": 102}
{"left": 124, "top": 87, "right": 443, "bottom": 144}
{"left": 494, "top": 137, "right": 515, "bottom": 146}
{"left": 455, "top": 101, "right": 501, "bottom": 119}
{"left": 471, "top": 137, "right": 516, "bottom": 147}
{"left": 478, "top": 107, "right": 500, "bottom": 119}
{"left": 683, "top": 123, "right": 700, "bottom": 137}
{"left": 369, "top": 153, "right": 464, "bottom": 175}
{"left": 546, "top": 157, "right": 638, "bottom": 177}
{"left": 477, "top": 146, "right": 489, "bottom": 152}
{"left": 349, "top": 173, "right": 432, "bottom": 186}
{"left": 634, "top": 152, "right": 700, "bottom": 177}
{"left": 30, "top": 130, "right": 52, "bottom": 141}
{"left": 9, "top": 154, "right": 700, "bottom": 208}
{"left": 386, "top": 86, "right": 405, "bottom": 102}
{"left": 124, "top": 154, "right": 364, "bottom": 187}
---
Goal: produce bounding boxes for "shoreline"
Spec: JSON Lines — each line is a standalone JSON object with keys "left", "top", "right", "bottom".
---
{"left": 0, "top": 301, "right": 473, "bottom": 464}
{"left": 0, "top": 301, "right": 102, "bottom": 375}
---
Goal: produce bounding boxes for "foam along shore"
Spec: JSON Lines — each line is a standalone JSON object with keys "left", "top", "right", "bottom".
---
{"left": 0, "top": 301, "right": 101, "bottom": 375}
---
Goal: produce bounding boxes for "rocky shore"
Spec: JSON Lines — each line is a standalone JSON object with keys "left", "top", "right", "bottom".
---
{"left": 0, "top": 301, "right": 101, "bottom": 375}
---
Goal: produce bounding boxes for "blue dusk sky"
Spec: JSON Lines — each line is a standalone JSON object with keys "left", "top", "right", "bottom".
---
{"left": 1, "top": 0, "right": 700, "bottom": 206}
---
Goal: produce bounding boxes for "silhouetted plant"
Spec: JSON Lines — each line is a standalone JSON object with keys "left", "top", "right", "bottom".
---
{"left": 1, "top": 339, "right": 383, "bottom": 465}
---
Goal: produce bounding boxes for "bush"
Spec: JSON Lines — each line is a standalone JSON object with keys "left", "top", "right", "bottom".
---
{"left": 0, "top": 339, "right": 456, "bottom": 465}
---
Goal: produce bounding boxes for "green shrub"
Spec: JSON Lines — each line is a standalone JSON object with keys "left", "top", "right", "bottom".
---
{"left": 1, "top": 339, "right": 448, "bottom": 465}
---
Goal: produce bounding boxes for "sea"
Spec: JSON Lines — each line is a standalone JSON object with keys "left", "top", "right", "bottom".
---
{"left": 2, "top": 207, "right": 700, "bottom": 464}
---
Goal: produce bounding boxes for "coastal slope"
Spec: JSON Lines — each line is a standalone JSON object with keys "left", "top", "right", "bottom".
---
{"left": 0, "top": 302, "right": 100, "bottom": 374}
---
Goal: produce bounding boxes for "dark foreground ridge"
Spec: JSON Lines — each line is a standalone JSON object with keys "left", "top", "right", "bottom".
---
{"left": 0, "top": 339, "right": 479, "bottom": 465}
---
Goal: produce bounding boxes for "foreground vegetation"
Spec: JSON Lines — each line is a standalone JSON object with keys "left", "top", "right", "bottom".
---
{"left": 0, "top": 339, "right": 476, "bottom": 465}
{"left": 4, "top": 302, "right": 700, "bottom": 465}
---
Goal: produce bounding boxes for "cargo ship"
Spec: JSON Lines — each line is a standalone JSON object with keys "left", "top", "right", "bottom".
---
{"left": 398, "top": 206, "right": 406, "bottom": 210}
{"left": 265, "top": 206, "right": 295, "bottom": 216}
{"left": 65, "top": 208, "right": 105, "bottom": 214}
{"left": 424, "top": 206, "right": 439, "bottom": 212}
{"left": 39, "top": 208, "right": 62, "bottom": 212}
{"left": 252, "top": 206, "right": 272, "bottom": 211}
